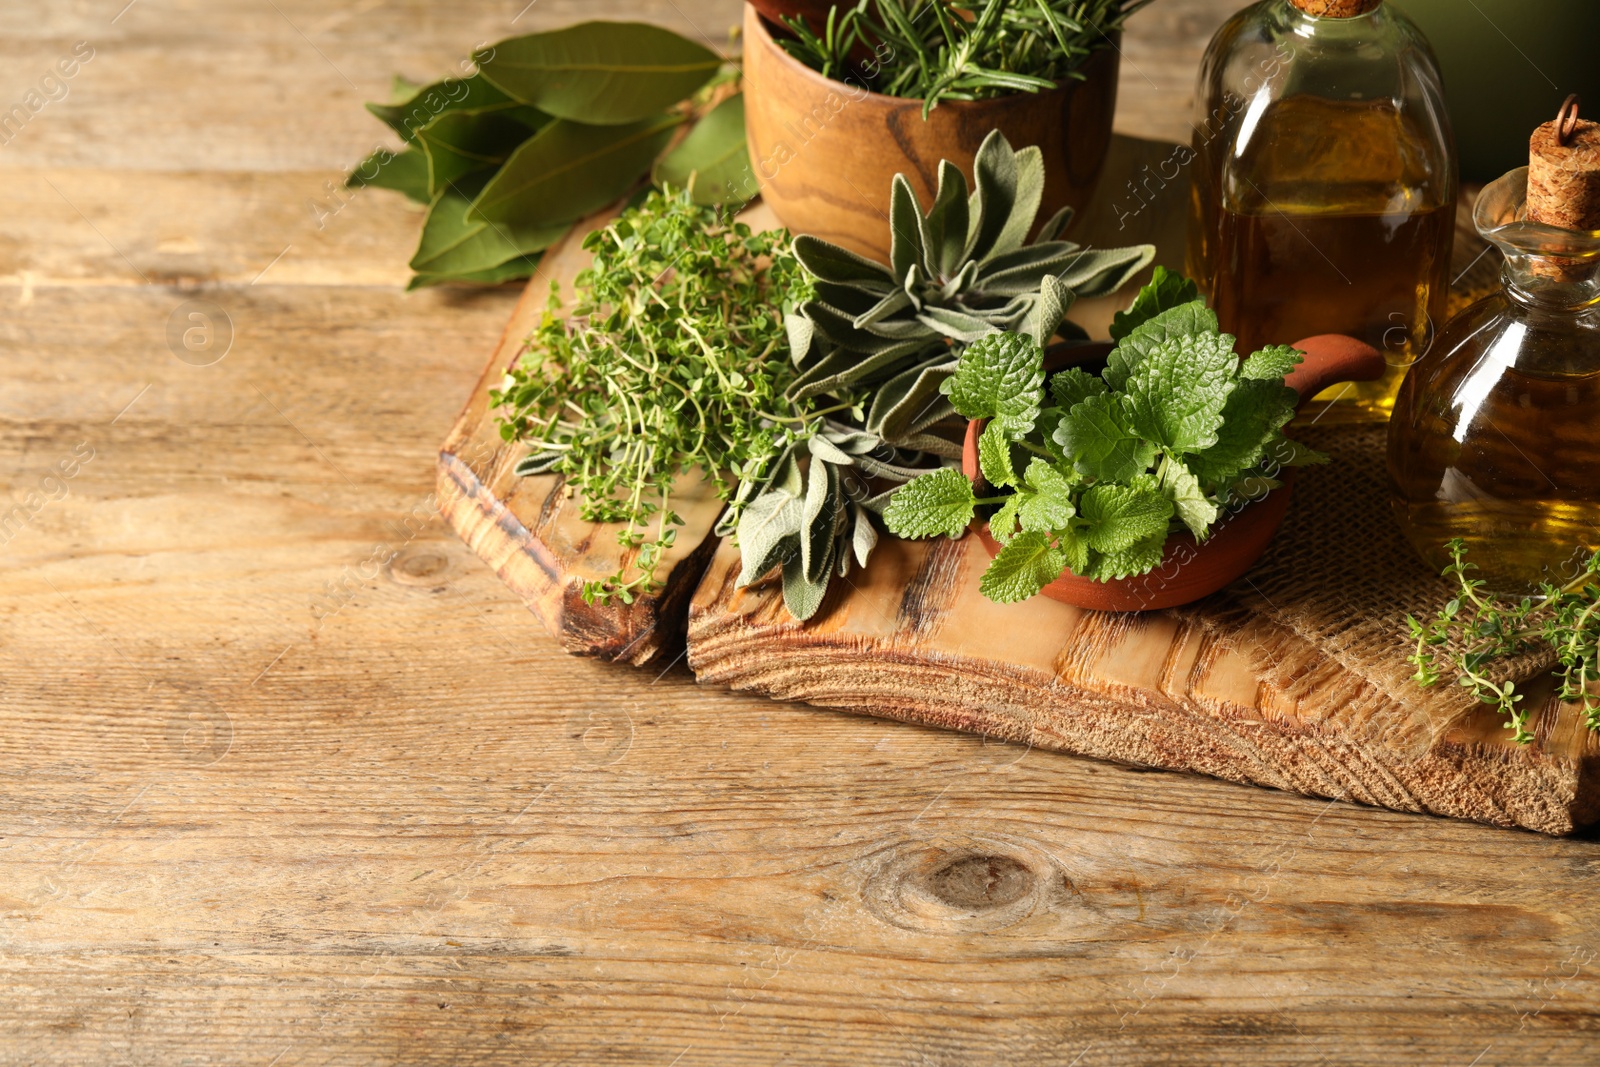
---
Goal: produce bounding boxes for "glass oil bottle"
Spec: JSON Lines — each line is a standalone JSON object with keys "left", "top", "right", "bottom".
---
{"left": 1187, "top": 0, "right": 1457, "bottom": 423}
{"left": 1388, "top": 100, "right": 1600, "bottom": 592}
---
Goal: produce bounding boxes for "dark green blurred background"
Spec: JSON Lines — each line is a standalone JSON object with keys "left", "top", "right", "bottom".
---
{"left": 1390, "top": 0, "right": 1600, "bottom": 183}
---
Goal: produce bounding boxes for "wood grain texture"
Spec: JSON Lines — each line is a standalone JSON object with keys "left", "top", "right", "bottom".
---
{"left": 8, "top": 1, "right": 1600, "bottom": 1065}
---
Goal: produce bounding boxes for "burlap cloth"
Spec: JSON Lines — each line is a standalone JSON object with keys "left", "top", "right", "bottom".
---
{"left": 1177, "top": 423, "right": 1557, "bottom": 731}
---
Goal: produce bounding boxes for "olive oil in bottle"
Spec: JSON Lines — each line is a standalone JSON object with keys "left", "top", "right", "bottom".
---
{"left": 1388, "top": 103, "right": 1600, "bottom": 593}
{"left": 1188, "top": 0, "right": 1457, "bottom": 423}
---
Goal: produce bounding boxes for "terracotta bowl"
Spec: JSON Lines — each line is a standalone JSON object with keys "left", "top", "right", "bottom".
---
{"left": 741, "top": 3, "right": 1119, "bottom": 263}
{"left": 960, "top": 334, "right": 1386, "bottom": 612}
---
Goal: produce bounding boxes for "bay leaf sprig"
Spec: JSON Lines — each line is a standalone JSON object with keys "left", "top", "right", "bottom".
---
{"left": 493, "top": 188, "right": 817, "bottom": 605}
{"left": 348, "top": 23, "right": 755, "bottom": 289}
{"left": 1408, "top": 541, "right": 1600, "bottom": 744}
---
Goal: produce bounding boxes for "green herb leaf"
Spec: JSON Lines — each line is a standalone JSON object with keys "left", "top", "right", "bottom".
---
{"left": 367, "top": 73, "right": 538, "bottom": 142}
{"left": 1078, "top": 482, "right": 1173, "bottom": 553}
{"left": 940, "top": 332, "right": 1044, "bottom": 434}
{"left": 410, "top": 171, "right": 568, "bottom": 277}
{"left": 476, "top": 22, "right": 722, "bottom": 125}
{"left": 736, "top": 490, "right": 804, "bottom": 586}
{"left": 979, "top": 530, "right": 1064, "bottom": 604}
{"left": 1053, "top": 393, "right": 1154, "bottom": 483}
{"left": 1160, "top": 457, "right": 1217, "bottom": 539}
{"left": 884, "top": 468, "right": 976, "bottom": 539}
{"left": 407, "top": 252, "right": 543, "bottom": 290}
{"left": 1123, "top": 332, "right": 1238, "bottom": 454}
{"left": 1110, "top": 266, "right": 1201, "bottom": 341}
{"left": 469, "top": 113, "right": 682, "bottom": 225}
{"left": 1187, "top": 378, "right": 1298, "bottom": 487}
{"left": 989, "top": 493, "right": 1023, "bottom": 545}
{"left": 1017, "top": 458, "right": 1076, "bottom": 532}
{"left": 416, "top": 110, "right": 545, "bottom": 198}
{"left": 1241, "top": 344, "right": 1304, "bottom": 381}
{"left": 1084, "top": 531, "right": 1167, "bottom": 581}
{"left": 1049, "top": 366, "right": 1108, "bottom": 411}
{"left": 978, "top": 420, "right": 1018, "bottom": 488}
{"left": 1104, "top": 299, "right": 1219, "bottom": 392}
{"left": 347, "top": 146, "right": 431, "bottom": 204}
{"left": 652, "top": 92, "right": 754, "bottom": 206}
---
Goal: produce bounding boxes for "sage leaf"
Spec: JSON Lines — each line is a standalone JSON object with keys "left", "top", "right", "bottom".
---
{"left": 782, "top": 548, "right": 832, "bottom": 621}
{"left": 652, "top": 92, "right": 753, "bottom": 206}
{"left": 469, "top": 114, "right": 682, "bottom": 225}
{"left": 793, "top": 235, "right": 895, "bottom": 287}
{"left": 850, "top": 503, "right": 878, "bottom": 568}
{"left": 801, "top": 458, "right": 843, "bottom": 583}
{"left": 889, "top": 175, "right": 926, "bottom": 284}
{"left": 735, "top": 490, "right": 804, "bottom": 587}
{"left": 476, "top": 22, "right": 722, "bottom": 125}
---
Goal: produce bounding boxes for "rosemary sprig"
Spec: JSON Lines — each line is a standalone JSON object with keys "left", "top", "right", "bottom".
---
{"left": 1407, "top": 539, "right": 1600, "bottom": 744}
{"left": 777, "top": 0, "right": 1152, "bottom": 116}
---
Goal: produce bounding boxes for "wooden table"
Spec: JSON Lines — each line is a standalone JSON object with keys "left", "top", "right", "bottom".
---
{"left": 3, "top": 1, "right": 1597, "bottom": 1063}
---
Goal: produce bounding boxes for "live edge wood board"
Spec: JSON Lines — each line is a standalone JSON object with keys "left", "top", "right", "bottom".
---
{"left": 437, "top": 152, "right": 1600, "bottom": 836}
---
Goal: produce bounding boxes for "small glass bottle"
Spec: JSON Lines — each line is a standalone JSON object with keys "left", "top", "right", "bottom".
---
{"left": 1187, "top": 0, "right": 1457, "bottom": 423}
{"left": 1387, "top": 108, "right": 1600, "bottom": 593}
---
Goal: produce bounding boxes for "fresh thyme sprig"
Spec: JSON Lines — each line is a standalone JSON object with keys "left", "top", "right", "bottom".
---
{"left": 777, "top": 0, "right": 1152, "bottom": 116}
{"left": 492, "top": 187, "right": 816, "bottom": 604}
{"left": 1408, "top": 539, "right": 1600, "bottom": 744}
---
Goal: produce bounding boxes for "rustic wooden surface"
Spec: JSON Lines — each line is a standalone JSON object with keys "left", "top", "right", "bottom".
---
{"left": 6, "top": 1, "right": 1600, "bottom": 1065}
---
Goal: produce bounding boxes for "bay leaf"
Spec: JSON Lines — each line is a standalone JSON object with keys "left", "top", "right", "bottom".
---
{"left": 416, "top": 110, "right": 545, "bottom": 197}
{"left": 477, "top": 22, "right": 721, "bottom": 125}
{"left": 410, "top": 171, "right": 567, "bottom": 278}
{"left": 347, "top": 146, "right": 430, "bottom": 204}
{"left": 406, "top": 253, "right": 543, "bottom": 291}
{"left": 468, "top": 114, "right": 681, "bottom": 225}
{"left": 368, "top": 73, "right": 543, "bottom": 142}
{"left": 651, "top": 92, "right": 753, "bottom": 206}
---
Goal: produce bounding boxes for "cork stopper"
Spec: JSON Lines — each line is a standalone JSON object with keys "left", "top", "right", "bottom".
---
{"left": 1527, "top": 96, "right": 1600, "bottom": 232}
{"left": 1289, "top": 0, "right": 1381, "bottom": 16}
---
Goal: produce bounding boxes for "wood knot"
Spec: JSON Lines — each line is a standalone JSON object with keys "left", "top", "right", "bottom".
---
{"left": 387, "top": 544, "right": 457, "bottom": 588}
{"left": 926, "top": 855, "right": 1034, "bottom": 910}
{"left": 859, "top": 836, "right": 1071, "bottom": 934}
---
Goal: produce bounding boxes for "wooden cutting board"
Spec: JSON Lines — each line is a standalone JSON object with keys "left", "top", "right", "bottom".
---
{"left": 436, "top": 137, "right": 1599, "bottom": 834}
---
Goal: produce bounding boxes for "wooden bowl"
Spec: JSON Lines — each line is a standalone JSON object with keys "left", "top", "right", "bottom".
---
{"left": 960, "top": 334, "right": 1386, "bottom": 612}
{"left": 741, "top": 3, "right": 1120, "bottom": 263}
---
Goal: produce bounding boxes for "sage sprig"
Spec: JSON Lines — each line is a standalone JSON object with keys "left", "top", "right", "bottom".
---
{"left": 729, "top": 131, "right": 1154, "bottom": 618}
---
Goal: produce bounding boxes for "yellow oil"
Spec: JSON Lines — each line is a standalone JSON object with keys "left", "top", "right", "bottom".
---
{"left": 1190, "top": 97, "right": 1456, "bottom": 424}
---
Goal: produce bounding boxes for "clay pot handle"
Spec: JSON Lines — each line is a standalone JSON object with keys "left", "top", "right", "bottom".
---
{"left": 1283, "top": 334, "right": 1386, "bottom": 409}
